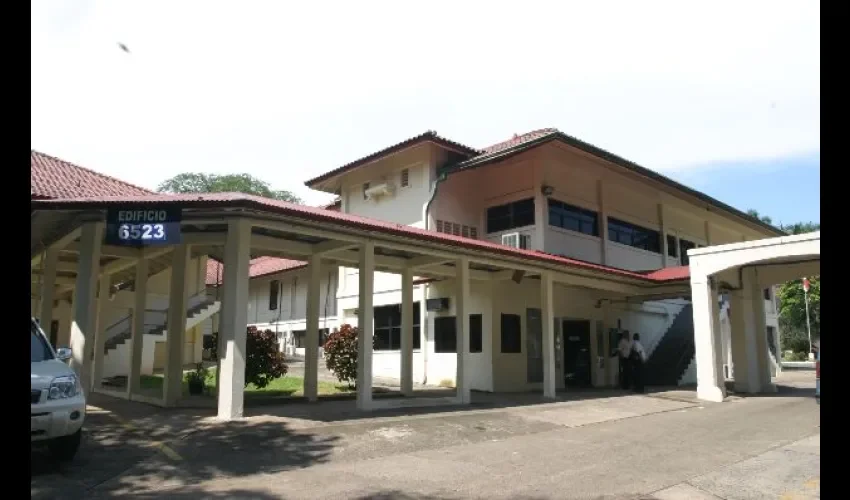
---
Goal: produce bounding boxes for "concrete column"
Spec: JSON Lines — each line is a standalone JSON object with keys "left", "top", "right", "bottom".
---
{"left": 128, "top": 257, "right": 148, "bottom": 397}
{"left": 691, "top": 274, "right": 726, "bottom": 402}
{"left": 70, "top": 222, "right": 104, "bottom": 392}
{"left": 218, "top": 219, "right": 252, "bottom": 420}
{"left": 164, "top": 244, "right": 191, "bottom": 405}
{"left": 600, "top": 302, "right": 614, "bottom": 387}
{"left": 304, "top": 254, "right": 321, "bottom": 402}
{"left": 455, "top": 257, "right": 471, "bottom": 404}
{"left": 540, "top": 272, "right": 556, "bottom": 398}
{"left": 356, "top": 242, "right": 375, "bottom": 410}
{"left": 92, "top": 274, "right": 111, "bottom": 389}
{"left": 400, "top": 267, "right": 414, "bottom": 396}
{"left": 729, "top": 289, "right": 759, "bottom": 393}
{"left": 38, "top": 249, "right": 59, "bottom": 334}
{"left": 658, "top": 204, "right": 668, "bottom": 267}
{"left": 750, "top": 276, "right": 775, "bottom": 392}
{"left": 597, "top": 180, "right": 609, "bottom": 265}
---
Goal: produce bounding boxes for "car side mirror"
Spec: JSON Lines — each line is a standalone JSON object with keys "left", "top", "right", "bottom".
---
{"left": 55, "top": 347, "right": 72, "bottom": 362}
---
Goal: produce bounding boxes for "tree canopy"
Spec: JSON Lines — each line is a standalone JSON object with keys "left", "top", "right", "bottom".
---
{"left": 157, "top": 172, "right": 302, "bottom": 203}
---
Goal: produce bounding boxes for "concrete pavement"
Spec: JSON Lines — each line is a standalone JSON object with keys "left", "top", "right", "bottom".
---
{"left": 32, "top": 371, "right": 820, "bottom": 499}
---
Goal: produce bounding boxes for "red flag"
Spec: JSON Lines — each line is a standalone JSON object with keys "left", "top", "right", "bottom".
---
{"left": 803, "top": 278, "right": 810, "bottom": 292}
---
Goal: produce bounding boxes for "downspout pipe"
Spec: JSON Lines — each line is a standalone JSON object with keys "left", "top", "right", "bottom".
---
{"left": 419, "top": 170, "right": 449, "bottom": 386}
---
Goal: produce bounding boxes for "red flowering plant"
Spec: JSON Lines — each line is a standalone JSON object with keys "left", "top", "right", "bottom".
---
{"left": 323, "top": 324, "right": 373, "bottom": 389}
{"left": 211, "top": 326, "right": 288, "bottom": 389}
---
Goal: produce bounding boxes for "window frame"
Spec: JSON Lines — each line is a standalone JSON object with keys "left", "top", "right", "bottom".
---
{"left": 372, "top": 302, "right": 421, "bottom": 351}
{"left": 547, "top": 198, "right": 599, "bottom": 237}
{"left": 607, "top": 217, "right": 662, "bottom": 253}
{"left": 500, "top": 313, "right": 522, "bottom": 354}
{"left": 434, "top": 316, "right": 457, "bottom": 353}
{"left": 269, "top": 280, "right": 280, "bottom": 311}
{"left": 486, "top": 198, "right": 536, "bottom": 234}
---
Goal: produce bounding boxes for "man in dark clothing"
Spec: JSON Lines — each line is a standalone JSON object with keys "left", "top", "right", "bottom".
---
{"left": 631, "top": 333, "right": 648, "bottom": 393}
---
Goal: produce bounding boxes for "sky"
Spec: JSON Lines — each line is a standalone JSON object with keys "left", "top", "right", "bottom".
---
{"left": 31, "top": 1, "right": 820, "bottom": 224}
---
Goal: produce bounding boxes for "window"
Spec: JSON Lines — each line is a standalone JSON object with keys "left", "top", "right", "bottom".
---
{"left": 548, "top": 199, "right": 598, "bottom": 236}
{"left": 269, "top": 280, "right": 280, "bottom": 310}
{"left": 436, "top": 220, "right": 479, "bottom": 239}
{"left": 666, "top": 235, "right": 678, "bottom": 258}
{"left": 763, "top": 288, "right": 771, "bottom": 301}
{"left": 373, "top": 303, "right": 421, "bottom": 351}
{"left": 500, "top": 313, "right": 522, "bottom": 353}
{"left": 470, "top": 314, "right": 483, "bottom": 353}
{"left": 363, "top": 182, "right": 370, "bottom": 199}
{"left": 434, "top": 316, "right": 456, "bottom": 353}
{"left": 292, "top": 329, "right": 330, "bottom": 348}
{"left": 486, "top": 198, "right": 535, "bottom": 233}
{"left": 680, "top": 239, "right": 697, "bottom": 265}
{"left": 31, "top": 320, "right": 54, "bottom": 363}
{"left": 400, "top": 168, "right": 410, "bottom": 188}
{"left": 607, "top": 217, "right": 661, "bottom": 253}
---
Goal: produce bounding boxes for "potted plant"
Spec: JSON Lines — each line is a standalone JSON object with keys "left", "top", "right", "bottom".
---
{"left": 186, "top": 363, "right": 208, "bottom": 396}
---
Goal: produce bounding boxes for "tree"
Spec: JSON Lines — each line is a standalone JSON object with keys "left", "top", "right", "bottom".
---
{"left": 323, "top": 324, "right": 365, "bottom": 388}
{"left": 746, "top": 208, "right": 773, "bottom": 226}
{"left": 210, "top": 327, "right": 288, "bottom": 389}
{"left": 157, "top": 172, "right": 301, "bottom": 203}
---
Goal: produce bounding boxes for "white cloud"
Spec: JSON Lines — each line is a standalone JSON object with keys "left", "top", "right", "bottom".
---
{"left": 31, "top": 0, "right": 820, "bottom": 205}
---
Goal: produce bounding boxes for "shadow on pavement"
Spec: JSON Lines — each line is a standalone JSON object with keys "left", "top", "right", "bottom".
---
{"left": 352, "top": 492, "right": 552, "bottom": 500}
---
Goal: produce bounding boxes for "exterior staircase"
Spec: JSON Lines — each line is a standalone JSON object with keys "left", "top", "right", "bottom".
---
{"left": 643, "top": 303, "right": 695, "bottom": 386}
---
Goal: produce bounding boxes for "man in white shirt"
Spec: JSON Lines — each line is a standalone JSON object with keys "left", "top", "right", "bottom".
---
{"left": 631, "top": 333, "right": 648, "bottom": 393}
{"left": 614, "top": 331, "right": 632, "bottom": 390}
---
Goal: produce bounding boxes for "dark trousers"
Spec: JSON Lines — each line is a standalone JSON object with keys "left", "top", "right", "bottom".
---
{"left": 632, "top": 360, "right": 644, "bottom": 393}
{"left": 618, "top": 356, "right": 631, "bottom": 390}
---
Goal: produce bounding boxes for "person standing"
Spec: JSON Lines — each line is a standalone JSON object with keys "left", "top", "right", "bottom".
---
{"left": 631, "top": 333, "right": 648, "bottom": 393}
{"left": 612, "top": 331, "right": 632, "bottom": 390}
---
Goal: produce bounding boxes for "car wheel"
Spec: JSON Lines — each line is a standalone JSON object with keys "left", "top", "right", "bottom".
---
{"left": 48, "top": 429, "right": 82, "bottom": 461}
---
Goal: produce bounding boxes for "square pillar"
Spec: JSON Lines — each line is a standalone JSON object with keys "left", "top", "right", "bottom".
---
{"left": 400, "top": 268, "right": 414, "bottom": 396}
{"left": 128, "top": 257, "right": 148, "bottom": 397}
{"left": 70, "top": 222, "right": 104, "bottom": 392}
{"left": 455, "top": 257, "right": 471, "bottom": 404}
{"left": 164, "top": 244, "right": 191, "bottom": 405}
{"left": 304, "top": 254, "right": 321, "bottom": 402}
{"left": 92, "top": 274, "right": 112, "bottom": 389}
{"left": 356, "top": 242, "right": 375, "bottom": 410}
{"left": 217, "top": 219, "right": 252, "bottom": 420}
{"left": 729, "top": 290, "right": 759, "bottom": 393}
{"left": 750, "top": 277, "right": 775, "bottom": 392}
{"left": 540, "top": 272, "right": 556, "bottom": 398}
{"left": 38, "top": 249, "right": 59, "bottom": 336}
{"left": 691, "top": 274, "right": 726, "bottom": 402}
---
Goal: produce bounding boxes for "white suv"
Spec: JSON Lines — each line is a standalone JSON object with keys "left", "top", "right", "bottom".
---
{"left": 31, "top": 318, "right": 85, "bottom": 461}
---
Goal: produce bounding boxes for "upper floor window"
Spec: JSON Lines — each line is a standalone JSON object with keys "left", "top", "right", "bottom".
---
{"left": 548, "top": 199, "right": 598, "bottom": 236}
{"left": 400, "top": 168, "right": 410, "bottom": 188}
{"left": 608, "top": 217, "right": 661, "bottom": 253}
{"left": 269, "top": 280, "right": 280, "bottom": 310}
{"left": 486, "top": 198, "right": 535, "bottom": 234}
{"left": 680, "top": 238, "right": 697, "bottom": 265}
{"left": 666, "top": 235, "right": 678, "bottom": 258}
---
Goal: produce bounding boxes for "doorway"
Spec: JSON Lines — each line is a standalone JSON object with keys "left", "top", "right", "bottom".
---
{"left": 563, "top": 319, "right": 592, "bottom": 387}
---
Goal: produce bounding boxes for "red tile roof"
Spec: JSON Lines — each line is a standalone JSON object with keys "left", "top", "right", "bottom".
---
{"left": 479, "top": 128, "right": 559, "bottom": 156}
{"left": 33, "top": 192, "right": 688, "bottom": 285}
{"left": 31, "top": 150, "right": 154, "bottom": 199}
{"left": 206, "top": 257, "right": 307, "bottom": 286}
{"left": 642, "top": 266, "right": 690, "bottom": 282}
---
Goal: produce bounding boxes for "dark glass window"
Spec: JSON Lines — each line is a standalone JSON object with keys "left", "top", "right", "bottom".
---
{"left": 434, "top": 316, "right": 456, "bottom": 353}
{"left": 373, "top": 303, "right": 421, "bottom": 351}
{"left": 486, "top": 198, "right": 535, "bottom": 233}
{"left": 607, "top": 217, "right": 661, "bottom": 253}
{"left": 680, "top": 239, "right": 697, "bottom": 265}
{"left": 470, "top": 314, "right": 483, "bottom": 353}
{"left": 500, "top": 314, "right": 522, "bottom": 353}
{"left": 666, "top": 235, "right": 678, "bottom": 258}
{"left": 548, "top": 199, "right": 599, "bottom": 236}
{"left": 31, "top": 321, "right": 54, "bottom": 363}
{"left": 269, "top": 280, "right": 280, "bottom": 310}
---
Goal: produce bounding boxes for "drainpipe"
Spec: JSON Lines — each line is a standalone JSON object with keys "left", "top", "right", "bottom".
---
{"left": 419, "top": 170, "right": 449, "bottom": 385}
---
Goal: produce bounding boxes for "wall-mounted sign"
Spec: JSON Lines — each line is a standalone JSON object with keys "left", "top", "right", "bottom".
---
{"left": 105, "top": 206, "right": 182, "bottom": 246}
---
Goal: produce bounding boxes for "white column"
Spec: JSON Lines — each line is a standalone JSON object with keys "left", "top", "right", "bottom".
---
{"left": 92, "top": 274, "right": 111, "bottom": 388}
{"left": 128, "top": 257, "right": 148, "bottom": 397}
{"left": 729, "top": 289, "right": 759, "bottom": 393}
{"left": 304, "top": 254, "right": 321, "bottom": 402}
{"left": 691, "top": 274, "right": 726, "bottom": 402}
{"left": 400, "top": 268, "right": 414, "bottom": 396}
{"left": 750, "top": 277, "right": 775, "bottom": 392}
{"left": 658, "top": 204, "right": 669, "bottom": 267}
{"left": 540, "top": 272, "right": 556, "bottom": 398}
{"left": 597, "top": 180, "right": 609, "bottom": 265}
{"left": 70, "top": 222, "right": 104, "bottom": 392}
{"left": 218, "top": 219, "right": 252, "bottom": 420}
{"left": 164, "top": 244, "right": 191, "bottom": 406}
{"left": 38, "top": 249, "right": 59, "bottom": 335}
{"left": 356, "top": 242, "right": 375, "bottom": 410}
{"left": 455, "top": 257, "right": 471, "bottom": 404}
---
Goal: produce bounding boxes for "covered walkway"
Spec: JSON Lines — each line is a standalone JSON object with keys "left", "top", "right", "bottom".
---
{"left": 31, "top": 193, "right": 690, "bottom": 420}
{"left": 688, "top": 231, "right": 820, "bottom": 402}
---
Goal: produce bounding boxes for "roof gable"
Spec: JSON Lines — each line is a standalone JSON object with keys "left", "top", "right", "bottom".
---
{"left": 31, "top": 150, "right": 153, "bottom": 199}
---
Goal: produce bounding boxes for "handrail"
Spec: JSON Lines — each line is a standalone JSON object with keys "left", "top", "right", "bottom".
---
{"left": 103, "top": 290, "right": 210, "bottom": 341}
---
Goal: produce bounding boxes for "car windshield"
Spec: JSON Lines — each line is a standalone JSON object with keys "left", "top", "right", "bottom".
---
{"left": 31, "top": 321, "right": 54, "bottom": 363}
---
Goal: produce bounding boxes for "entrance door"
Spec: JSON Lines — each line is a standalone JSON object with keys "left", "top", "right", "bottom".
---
{"left": 563, "top": 320, "right": 592, "bottom": 387}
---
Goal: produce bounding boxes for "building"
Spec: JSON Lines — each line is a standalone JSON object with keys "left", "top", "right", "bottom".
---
{"left": 216, "top": 129, "right": 784, "bottom": 391}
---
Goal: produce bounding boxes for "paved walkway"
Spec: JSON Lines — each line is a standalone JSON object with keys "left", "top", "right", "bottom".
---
{"left": 32, "top": 372, "right": 819, "bottom": 499}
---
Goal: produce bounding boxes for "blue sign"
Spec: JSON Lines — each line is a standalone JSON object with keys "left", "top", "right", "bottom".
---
{"left": 105, "top": 207, "right": 182, "bottom": 246}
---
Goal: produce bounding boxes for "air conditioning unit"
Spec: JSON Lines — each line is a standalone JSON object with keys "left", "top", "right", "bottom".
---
{"left": 501, "top": 232, "right": 530, "bottom": 249}
{"left": 364, "top": 182, "right": 395, "bottom": 201}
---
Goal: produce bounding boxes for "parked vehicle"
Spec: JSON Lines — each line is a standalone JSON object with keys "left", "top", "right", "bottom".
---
{"left": 31, "top": 318, "right": 85, "bottom": 460}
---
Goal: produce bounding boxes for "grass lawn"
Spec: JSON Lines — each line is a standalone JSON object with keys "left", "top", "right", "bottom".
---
{"left": 140, "top": 370, "right": 351, "bottom": 398}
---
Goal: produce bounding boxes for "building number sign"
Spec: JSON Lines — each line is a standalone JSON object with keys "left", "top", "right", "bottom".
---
{"left": 106, "top": 207, "right": 182, "bottom": 246}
